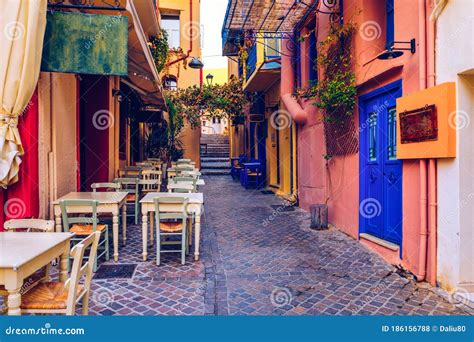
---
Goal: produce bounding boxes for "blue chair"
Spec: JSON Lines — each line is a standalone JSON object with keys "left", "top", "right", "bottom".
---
{"left": 241, "top": 162, "right": 265, "bottom": 189}
{"left": 231, "top": 155, "right": 246, "bottom": 180}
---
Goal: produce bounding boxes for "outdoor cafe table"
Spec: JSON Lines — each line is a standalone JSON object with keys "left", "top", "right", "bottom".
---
{"left": 52, "top": 192, "right": 128, "bottom": 262}
{"left": 0, "top": 232, "right": 73, "bottom": 315}
{"left": 174, "top": 179, "right": 205, "bottom": 186}
{"left": 140, "top": 192, "right": 204, "bottom": 261}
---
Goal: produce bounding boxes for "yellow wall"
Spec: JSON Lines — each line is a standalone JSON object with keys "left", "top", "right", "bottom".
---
{"left": 227, "top": 58, "right": 245, "bottom": 158}
{"left": 264, "top": 82, "right": 293, "bottom": 198}
{"left": 38, "top": 72, "right": 78, "bottom": 219}
{"left": 203, "top": 67, "right": 228, "bottom": 85}
{"left": 159, "top": 0, "right": 202, "bottom": 168}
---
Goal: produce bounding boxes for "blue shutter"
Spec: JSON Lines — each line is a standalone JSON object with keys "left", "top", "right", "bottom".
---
{"left": 386, "top": 0, "right": 395, "bottom": 48}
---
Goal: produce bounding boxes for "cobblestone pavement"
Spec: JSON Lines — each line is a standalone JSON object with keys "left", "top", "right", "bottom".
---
{"left": 4, "top": 176, "right": 472, "bottom": 315}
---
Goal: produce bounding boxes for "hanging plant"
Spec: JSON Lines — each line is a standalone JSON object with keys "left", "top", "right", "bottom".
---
{"left": 148, "top": 29, "right": 169, "bottom": 73}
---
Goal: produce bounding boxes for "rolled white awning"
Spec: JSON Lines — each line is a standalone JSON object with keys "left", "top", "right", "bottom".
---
{"left": 0, "top": 0, "right": 47, "bottom": 187}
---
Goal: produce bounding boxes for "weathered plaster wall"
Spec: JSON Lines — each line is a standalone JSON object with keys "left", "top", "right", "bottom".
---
{"left": 436, "top": 0, "right": 474, "bottom": 292}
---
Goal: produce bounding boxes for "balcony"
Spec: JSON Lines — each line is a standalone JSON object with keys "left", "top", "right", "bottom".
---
{"left": 243, "top": 36, "right": 281, "bottom": 92}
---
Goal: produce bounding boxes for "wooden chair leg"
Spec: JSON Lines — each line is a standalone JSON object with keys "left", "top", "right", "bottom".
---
{"left": 156, "top": 229, "right": 161, "bottom": 266}
{"left": 105, "top": 228, "right": 110, "bottom": 261}
{"left": 82, "top": 292, "right": 90, "bottom": 315}
{"left": 181, "top": 229, "right": 186, "bottom": 265}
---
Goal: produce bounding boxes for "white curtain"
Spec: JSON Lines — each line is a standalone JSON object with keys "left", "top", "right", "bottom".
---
{"left": 0, "top": 0, "right": 47, "bottom": 187}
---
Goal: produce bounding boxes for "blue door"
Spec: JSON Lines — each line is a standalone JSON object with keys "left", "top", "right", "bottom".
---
{"left": 359, "top": 80, "right": 403, "bottom": 246}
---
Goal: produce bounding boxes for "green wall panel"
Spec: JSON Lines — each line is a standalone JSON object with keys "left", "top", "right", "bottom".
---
{"left": 41, "top": 11, "right": 128, "bottom": 76}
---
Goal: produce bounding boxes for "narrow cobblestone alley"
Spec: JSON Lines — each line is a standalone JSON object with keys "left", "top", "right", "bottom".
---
{"left": 77, "top": 176, "right": 473, "bottom": 316}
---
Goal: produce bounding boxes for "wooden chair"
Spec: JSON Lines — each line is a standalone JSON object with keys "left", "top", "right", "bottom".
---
{"left": 114, "top": 177, "right": 140, "bottom": 224}
{"left": 0, "top": 219, "right": 55, "bottom": 312}
{"left": 177, "top": 159, "right": 192, "bottom": 165}
{"left": 154, "top": 197, "right": 189, "bottom": 265}
{"left": 20, "top": 232, "right": 101, "bottom": 316}
{"left": 173, "top": 176, "right": 197, "bottom": 192}
{"left": 140, "top": 170, "right": 162, "bottom": 193}
{"left": 60, "top": 200, "right": 109, "bottom": 272}
{"left": 167, "top": 183, "right": 194, "bottom": 193}
{"left": 91, "top": 182, "right": 121, "bottom": 192}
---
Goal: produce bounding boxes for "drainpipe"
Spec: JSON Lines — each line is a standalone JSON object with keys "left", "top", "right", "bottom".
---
{"left": 416, "top": 0, "right": 437, "bottom": 284}
{"left": 427, "top": 0, "right": 438, "bottom": 286}
{"left": 167, "top": 0, "right": 193, "bottom": 67}
{"left": 280, "top": 38, "right": 312, "bottom": 125}
{"left": 416, "top": 0, "right": 428, "bottom": 282}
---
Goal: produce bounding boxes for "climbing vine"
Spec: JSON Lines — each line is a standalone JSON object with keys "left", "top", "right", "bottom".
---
{"left": 148, "top": 29, "right": 169, "bottom": 73}
{"left": 297, "top": 21, "right": 357, "bottom": 120}
{"left": 297, "top": 20, "right": 359, "bottom": 157}
{"left": 165, "top": 76, "right": 249, "bottom": 129}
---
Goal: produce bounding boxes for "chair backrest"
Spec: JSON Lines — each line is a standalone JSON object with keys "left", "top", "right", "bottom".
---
{"left": 140, "top": 170, "right": 162, "bottom": 192}
{"left": 177, "top": 159, "right": 192, "bottom": 165}
{"left": 4, "top": 219, "right": 55, "bottom": 232}
{"left": 154, "top": 197, "right": 189, "bottom": 223}
{"left": 173, "top": 176, "right": 197, "bottom": 191}
{"left": 114, "top": 177, "right": 139, "bottom": 195}
{"left": 60, "top": 200, "right": 99, "bottom": 232}
{"left": 167, "top": 183, "right": 194, "bottom": 193}
{"left": 65, "top": 231, "right": 101, "bottom": 315}
{"left": 91, "top": 182, "right": 121, "bottom": 192}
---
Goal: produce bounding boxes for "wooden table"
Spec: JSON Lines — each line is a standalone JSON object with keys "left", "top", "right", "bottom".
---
{"left": 52, "top": 192, "right": 128, "bottom": 262}
{"left": 140, "top": 192, "right": 204, "bottom": 261}
{"left": 0, "top": 232, "right": 73, "bottom": 315}
{"left": 174, "top": 179, "right": 205, "bottom": 186}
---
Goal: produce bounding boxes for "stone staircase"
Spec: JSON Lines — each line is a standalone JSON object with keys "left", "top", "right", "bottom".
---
{"left": 200, "top": 134, "right": 230, "bottom": 175}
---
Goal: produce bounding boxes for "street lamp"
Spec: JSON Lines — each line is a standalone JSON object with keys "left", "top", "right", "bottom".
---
{"left": 188, "top": 57, "right": 204, "bottom": 69}
{"left": 206, "top": 73, "right": 214, "bottom": 86}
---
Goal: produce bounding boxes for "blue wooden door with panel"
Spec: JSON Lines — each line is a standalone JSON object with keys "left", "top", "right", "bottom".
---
{"left": 359, "top": 81, "right": 403, "bottom": 247}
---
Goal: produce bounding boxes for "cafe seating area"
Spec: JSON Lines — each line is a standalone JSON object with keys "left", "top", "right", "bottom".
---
{"left": 0, "top": 158, "right": 204, "bottom": 316}
{"left": 230, "top": 155, "right": 265, "bottom": 189}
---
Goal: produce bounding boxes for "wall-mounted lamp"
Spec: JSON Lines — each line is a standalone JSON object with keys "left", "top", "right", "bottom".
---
{"left": 112, "top": 88, "right": 123, "bottom": 102}
{"left": 377, "top": 39, "right": 416, "bottom": 60}
{"left": 206, "top": 73, "right": 214, "bottom": 86}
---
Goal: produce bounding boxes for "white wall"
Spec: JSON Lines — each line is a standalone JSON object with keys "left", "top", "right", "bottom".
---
{"left": 436, "top": 0, "right": 474, "bottom": 293}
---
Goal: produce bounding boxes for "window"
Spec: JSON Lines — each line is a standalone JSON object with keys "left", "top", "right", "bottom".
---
{"left": 387, "top": 108, "right": 397, "bottom": 160}
{"left": 264, "top": 37, "right": 280, "bottom": 59}
{"left": 309, "top": 30, "right": 318, "bottom": 83}
{"left": 163, "top": 75, "right": 177, "bottom": 90}
{"left": 369, "top": 112, "right": 377, "bottom": 161}
{"left": 386, "top": 0, "right": 394, "bottom": 48}
{"left": 161, "top": 15, "right": 180, "bottom": 49}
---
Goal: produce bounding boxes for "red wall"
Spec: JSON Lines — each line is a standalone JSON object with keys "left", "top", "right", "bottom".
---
{"left": 0, "top": 90, "right": 40, "bottom": 230}
{"left": 79, "top": 75, "right": 110, "bottom": 190}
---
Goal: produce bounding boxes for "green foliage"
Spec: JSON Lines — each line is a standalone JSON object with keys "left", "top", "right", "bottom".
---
{"left": 146, "top": 97, "right": 184, "bottom": 162}
{"left": 297, "top": 22, "right": 357, "bottom": 121}
{"left": 148, "top": 29, "right": 169, "bottom": 73}
{"left": 166, "top": 76, "right": 249, "bottom": 129}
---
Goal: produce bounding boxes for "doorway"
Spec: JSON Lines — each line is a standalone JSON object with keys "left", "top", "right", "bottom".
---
{"left": 359, "top": 80, "right": 403, "bottom": 246}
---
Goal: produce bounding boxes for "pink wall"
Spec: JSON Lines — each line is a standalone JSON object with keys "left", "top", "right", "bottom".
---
{"left": 296, "top": 0, "right": 428, "bottom": 273}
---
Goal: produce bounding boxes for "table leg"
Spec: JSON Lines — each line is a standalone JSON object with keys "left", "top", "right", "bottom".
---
{"left": 59, "top": 243, "right": 70, "bottom": 282}
{"left": 54, "top": 210, "right": 62, "bottom": 232}
{"left": 149, "top": 212, "right": 154, "bottom": 245}
{"left": 113, "top": 213, "right": 119, "bottom": 262}
{"left": 194, "top": 213, "right": 201, "bottom": 261}
{"left": 6, "top": 286, "right": 21, "bottom": 316}
{"left": 122, "top": 204, "right": 127, "bottom": 246}
{"left": 142, "top": 212, "right": 148, "bottom": 261}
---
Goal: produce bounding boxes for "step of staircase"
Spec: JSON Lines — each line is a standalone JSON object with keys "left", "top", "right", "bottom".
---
{"left": 200, "top": 168, "right": 231, "bottom": 175}
{"left": 201, "top": 157, "right": 229, "bottom": 162}
{"left": 201, "top": 161, "right": 230, "bottom": 169}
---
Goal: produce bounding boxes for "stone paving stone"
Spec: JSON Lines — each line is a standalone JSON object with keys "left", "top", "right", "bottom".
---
{"left": 3, "top": 175, "right": 472, "bottom": 316}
